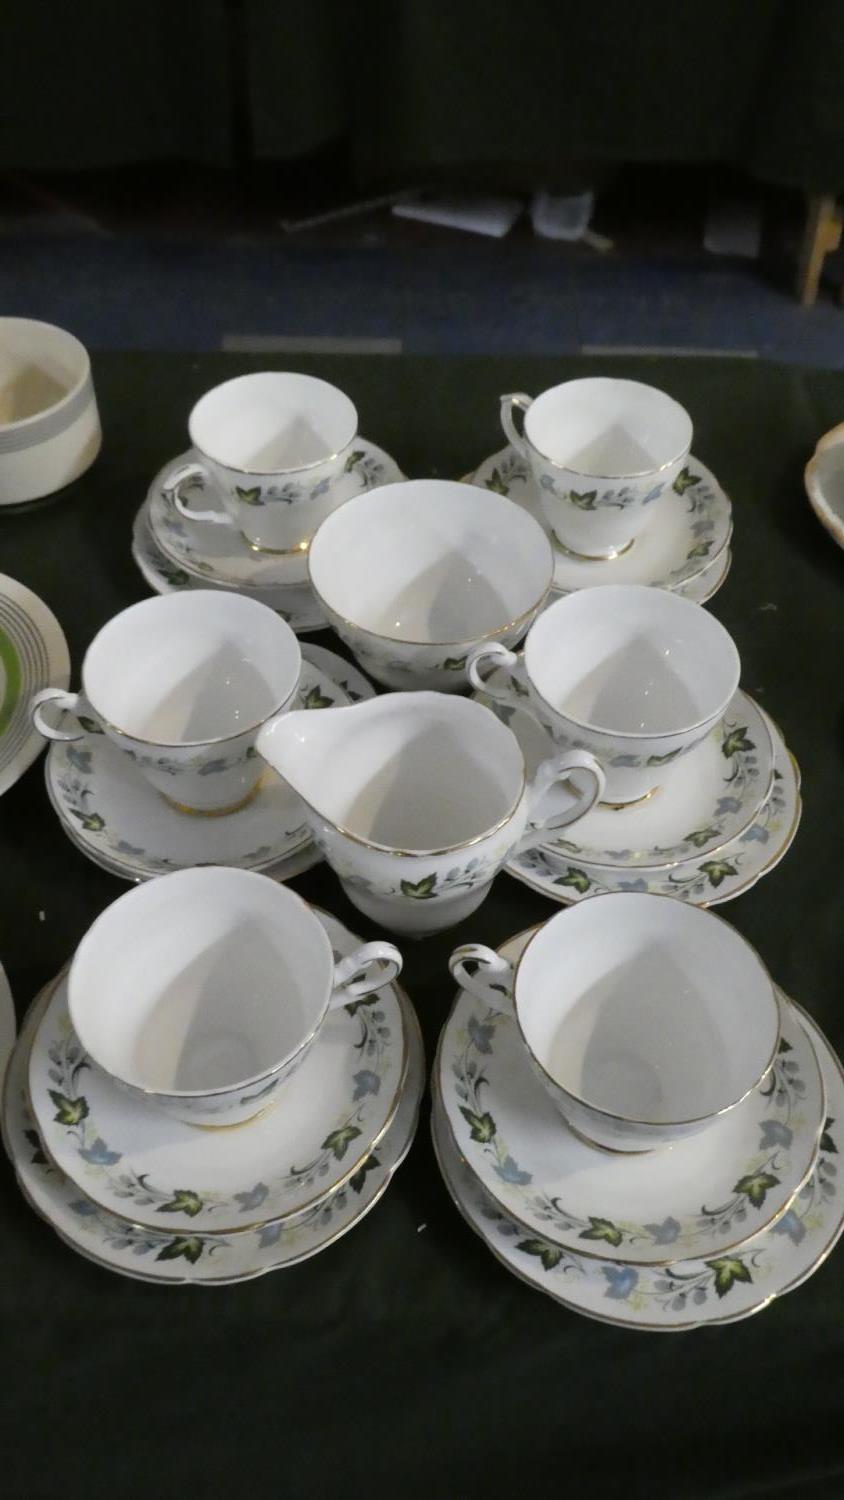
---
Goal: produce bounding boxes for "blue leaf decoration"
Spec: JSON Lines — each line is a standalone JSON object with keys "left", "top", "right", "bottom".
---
{"left": 468, "top": 1015, "right": 495, "bottom": 1055}
{"left": 493, "top": 1154, "right": 532, "bottom": 1186}
{"left": 758, "top": 1119, "right": 793, "bottom": 1149}
{"left": 771, "top": 1209, "right": 805, "bottom": 1245}
{"left": 234, "top": 1182, "right": 269, "bottom": 1212}
{"left": 644, "top": 1216, "right": 681, "bottom": 1245}
{"left": 69, "top": 1198, "right": 98, "bottom": 1217}
{"left": 352, "top": 1069, "right": 381, "bottom": 1100}
{"left": 602, "top": 1265, "right": 639, "bottom": 1301}
{"left": 78, "top": 1136, "right": 123, "bottom": 1166}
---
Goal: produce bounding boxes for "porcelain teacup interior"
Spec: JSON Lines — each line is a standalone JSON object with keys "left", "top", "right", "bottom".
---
{"left": 469, "top": 583, "right": 740, "bottom": 805}
{"left": 67, "top": 867, "right": 403, "bottom": 1126}
{"left": 501, "top": 377, "right": 693, "bottom": 558}
{"left": 31, "top": 590, "right": 301, "bottom": 813}
{"left": 306, "top": 478, "right": 554, "bottom": 690}
{"left": 257, "top": 691, "right": 605, "bottom": 935}
{"left": 162, "top": 371, "right": 362, "bottom": 554}
{"left": 450, "top": 893, "right": 780, "bottom": 1151}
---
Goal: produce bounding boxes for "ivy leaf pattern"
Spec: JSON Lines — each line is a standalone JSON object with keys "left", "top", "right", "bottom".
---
{"left": 66, "top": 747, "right": 93, "bottom": 773}
{"left": 722, "top": 727, "right": 755, "bottom": 758}
{"left": 733, "top": 1170, "right": 780, "bottom": 1209}
{"left": 705, "top": 1256, "right": 753, "bottom": 1299}
{"left": 553, "top": 867, "right": 592, "bottom": 894}
{"left": 157, "top": 1189, "right": 204, "bottom": 1218}
{"left": 579, "top": 1216, "right": 624, "bottom": 1248}
{"left": 24, "top": 1128, "right": 48, "bottom": 1166}
{"left": 49, "top": 1090, "right": 89, "bottom": 1126}
{"left": 233, "top": 1182, "right": 269, "bottom": 1213}
{"left": 517, "top": 1238, "right": 565, "bottom": 1272}
{"left": 683, "top": 826, "right": 721, "bottom": 848}
{"left": 602, "top": 1265, "right": 640, "bottom": 1301}
{"left": 400, "top": 874, "right": 437, "bottom": 900}
{"left": 494, "top": 1154, "right": 533, "bottom": 1186}
{"left": 820, "top": 1117, "right": 837, "bottom": 1154}
{"left": 70, "top": 810, "right": 106, "bottom": 832}
{"left": 78, "top": 1136, "right": 123, "bottom": 1166}
{"left": 758, "top": 1119, "right": 793, "bottom": 1150}
{"left": 700, "top": 859, "right": 738, "bottom": 888}
{"left": 673, "top": 468, "right": 701, "bottom": 495}
{"left": 484, "top": 467, "right": 509, "bottom": 495}
{"left": 302, "top": 686, "right": 334, "bottom": 710}
{"left": 643, "top": 1216, "right": 681, "bottom": 1245}
{"left": 442, "top": 657, "right": 467, "bottom": 672}
{"left": 458, "top": 1107, "right": 496, "bottom": 1144}
{"left": 349, "top": 1155, "right": 380, "bottom": 1193}
{"left": 568, "top": 489, "right": 598, "bottom": 510}
{"left": 322, "top": 1124, "right": 362, "bottom": 1161}
{"left": 467, "top": 1015, "right": 495, "bottom": 1055}
{"left": 235, "top": 485, "right": 263, "bottom": 506}
{"left": 77, "top": 715, "right": 103, "bottom": 735}
{"left": 687, "top": 541, "right": 712, "bottom": 559}
{"left": 352, "top": 1069, "right": 381, "bottom": 1100}
{"left": 646, "top": 746, "right": 684, "bottom": 766}
{"left": 771, "top": 1209, "right": 806, "bottom": 1245}
{"left": 156, "top": 1236, "right": 205, "bottom": 1265}
{"left": 343, "top": 449, "right": 367, "bottom": 474}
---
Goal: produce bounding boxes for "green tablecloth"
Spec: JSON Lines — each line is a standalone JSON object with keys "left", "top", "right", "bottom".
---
{"left": 2, "top": 353, "right": 843, "bottom": 1498}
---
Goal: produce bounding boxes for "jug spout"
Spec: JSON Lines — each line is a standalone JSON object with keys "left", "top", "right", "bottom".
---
{"left": 256, "top": 703, "right": 353, "bottom": 815}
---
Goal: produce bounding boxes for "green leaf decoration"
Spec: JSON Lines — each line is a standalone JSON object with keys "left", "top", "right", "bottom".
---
{"left": 673, "top": 468, "right": 701, "bottom": 495}
{"left": 48, "top": 1090, "right": 89, "bottom": 1127}
{"left": 400, "top": 874, "right": 438, "bottom": 899}
{"left": 343, "top": 994, "right": 377, "bottom": 1017}
{"left": 77, "top": 715, "right": 103, "bottom": 735}
{"left": 646, "top": 746, "right": 684, "bottom": 766}
{"left": 553, "top": 867, "right": 592, "bottom": 894}
{"left": 683, "top": 826, "right": 721, "bottom": 848}
{"left": 687, "top": 541, "right": 712, "bottom": 559}
{"left": 580, "top": 1216, "right": 624, "bottom": 1248}
{"left": 700, "top": 859, "right": 738, "bottom": 888}
{"left": 458, "top": 1107, "right": 496, "bottom": 1144}
{"left": 349, "top": 1155, "right": 380, "bottom": 1193}
{"left": 722, "top": 726, "right": 755, "bottom": 758}
{"left": 302, "top": 686, "right": 334, "bottom": 710}
{"left": 322, "top": 1124, "right": 362, "bottom": 1161}
{"left": 344, "top": 449, "right": 367, "bottom": 473}
{"left": 778, "top": 1037, "right": 793, "bottom": 1053}
{"left": 77, "top": 812, "right": 106, "bottom": 832}
{"left": 157, "top": 1189, "right": 204, "bottom": 1218}
{"left": 484, "top": 467, "right": 509, "bottom": 495}
{"left": 705, "top": 1255, "right": 753, "bottom": 1299}
{"left": 734, "top": 1170, "right": 780, "bottom": 1209}
{"left": 442, "top": 657, "right": 467, "bottom": 671}
{"left": 24, "top": 1128, "right": 47, "bottom": 1166}
{"left": 820, "top": 1117, "right": 838, "bottom": 1155}
{"left": 568, "top": 489, "right": 598, "bottom": 510}
{"left": 517, "top": 1238, "right": 565, "bottom": 1272}
{"left": 235, "top": 485, "right": 263, "bottom": 506}
{"left": 156, "top": 1236, "right": 204, "bottom": 1265}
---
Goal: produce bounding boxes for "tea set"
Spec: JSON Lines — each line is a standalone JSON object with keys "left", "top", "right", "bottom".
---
{"left": 0, "top": 332, "right": 839, "bottom": 1319}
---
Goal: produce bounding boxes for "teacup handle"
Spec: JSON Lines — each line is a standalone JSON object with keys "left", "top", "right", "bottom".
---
{"left": 466, "top": 641, "right": 525, "bottom": 706}
{"left": 30, "top": 688, "right": 98, "bottom": 743}
{"left": 163, "top": 461, "right": 234, "bottom": 528}
{"left": 516, "top": 750, "right": 605, "bottom": 849}
{"left": 330, "top": 941, "right": 403, "bottom": 1006}
{"left": 448, "top": 944, "right": 515, "bottom": 1016}
{"left": 500, "top": 392, "right": 533, "bottom": 460}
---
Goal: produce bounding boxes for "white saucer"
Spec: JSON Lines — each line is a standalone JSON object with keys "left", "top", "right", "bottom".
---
{"left": 470, "top": 448, "right": 732, "bottom": 599}
{"left": 44, "top": 647, "right": 374, "bottom": 881}
{"left": 476, "top": 669, "right": 775, "bottom": 870}
{"left": 4, "top": 957, "right": 424, "bottom": 1284}
{"left": 438, "top": 927, "right": 824, "bottom": 1265}
{"left": 433, "top": 999, "right": 842, "bottom": 1329}
{"left": 0, "top": 962, "right": 14, "bottom": 1091}
{"left": 147, "top": 440, "right": 405, "bottom": 589}
{"left": 0, "top": 573, "right": 69, "bottom": 797}
{"left": 29, "top": 911, "right": 408, "bottom": 1233}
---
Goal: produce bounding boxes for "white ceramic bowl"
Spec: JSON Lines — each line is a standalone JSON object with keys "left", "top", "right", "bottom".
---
{"left": 470, "top": 582, "right": 740, "bottom": 804}
{"left": 450, "top": 893, "right": 780, "bottom": 1151}
{"left": 307, "top": 478, "right": 554, "bottom": 690}
{"left": 68, "top": 868, "right": 402, "bottom": 1125}
{"left": 0, "top": 317, "right": 101, "bottom": 505}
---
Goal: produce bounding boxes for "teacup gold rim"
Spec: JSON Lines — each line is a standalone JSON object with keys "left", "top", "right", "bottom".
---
{"left": 508, "top": 894, "right": 782, "bottom": 1131}
{"left": 436, "top": 953, "right": 823, "bottom": 1269}
{"left": 0, "top": 316, "right": 93, "bottom": 435}
{"left": 187, "top": 373, "right": 359, "bottom": 477}
{"left": 17, "top": 952, "right": 414, "bottom": 1238}
{"left": 79, "top": 665, "right": 300, "bottom": 751}
{"left": 514, "top": 379, "right": 693, "bottom": 481}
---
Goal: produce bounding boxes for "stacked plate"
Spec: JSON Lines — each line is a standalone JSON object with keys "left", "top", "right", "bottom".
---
{"left": 470, "top": 448, "right": 732, "bottom": 604}
{"left": 433, "top": 926, "right": 843, "bottom": 1330}
{"left": 133, "top": 441, "right": 404, "bottom": 633}
{"left": 3, "top": 908, "right": 423, "bottom": 1285}
{"left": 473, "top": 661, "right": 801, "bottom": 908}
{"left": 0, "top": 573, "right": 69, "bottom": 798}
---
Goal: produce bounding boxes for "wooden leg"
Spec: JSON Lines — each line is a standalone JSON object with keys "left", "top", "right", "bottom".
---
{"left": 796, "top": 194, "right": 842, "bottom": 307}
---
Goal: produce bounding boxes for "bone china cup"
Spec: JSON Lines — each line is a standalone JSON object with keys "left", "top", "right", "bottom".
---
{"left": 0, "top": 317, "right": 101, "bottom": 505}
{"left": 30, "top": 590, "right": 301, "bottom": 813}
{"left": 450, "top": 893, "right": 780, "bottom": 1152}
{"left": 501, "top": 377, "right": 692, "bottom": 558}
{"left": 306, "top": 479, "right": 554, "bottom": 690}
{"left": 257, "top": 692, "right": 605, "bottom": 935}
{"left": 468, "top": 583, "right": 740, "bottom": 806}
{"left": 163, "top": 371, "right": 361, "bottom": 554}
{"left": 67, "top": 868, "right": 403, "bottom": 1126}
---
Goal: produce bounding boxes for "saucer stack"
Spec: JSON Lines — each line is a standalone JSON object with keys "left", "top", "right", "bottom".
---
{"left": 433, "top": 925, "right": 843, "bottom": 1330}
{"left": 134, "top": 441, "right": 404, "bottom": 633}
{"left": 470, "top": 448, "right": 732, "bottom": 605}
{"left": 3, "top": 907, "right": 423, "bottom": 1285}
{"left": 473, "top": 662, "right": 801, "bottom": 908}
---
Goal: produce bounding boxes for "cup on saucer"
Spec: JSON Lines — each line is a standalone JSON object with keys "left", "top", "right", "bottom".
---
{"left": 161, "top": 372, "right": 365, "bottom": 556}
{"left": 450, "top": 892, "right": 780, "bottom": 1152}
{"left": 501, "top": 377, "right": 692, "bottom": 560}
{"left": 468, "top": 583, "right": 740, "bottom": 807}
{"left": 68, "top": 867, "right": 403, "bottom": 1126}
{"left": 31, "top": 590, "right": 302, "bottom": 814}
{"left": 307, "top": 478, "right": 554, "bottom": 690}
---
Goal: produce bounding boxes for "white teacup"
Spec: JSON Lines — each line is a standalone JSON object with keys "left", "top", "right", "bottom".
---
{"left": 163, "top": 372, "right": 364, "bottom": 555}
{"left": 31, "top": 591, "right": 301, "bottom": 813}
{"left": 257, "top": 692, "right": 605, "bottom": 935}
{"left": 501, "top": 377, "right": 693, "bottom": 559}
{"left": 68, "top": 868, "right": 403, "bottom": 1126}
{"left": 469, "top": 584, "right": 740, "bottom": 805}
{"left": 307, "top": 479, "right": 553, "bottom": 690}
{"left": 450, "top": 893, "right": 780, "bottom": 1152}
{"left": 0, "top": 317, "right": 102, "bottom": 505}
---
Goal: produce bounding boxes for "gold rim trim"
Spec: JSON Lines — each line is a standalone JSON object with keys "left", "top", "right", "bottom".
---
{"left": 81, "top": 676, "right": 300, "bottom": 752}
{"left": 161, "top": 778, "right": 264, "bottom": 818}
{"left": 599, "top": 784, "right": 661, "bottom": 812}
{"left": 242, "top": 533, "right": 311, "bottom": 557}
{"left": 553, "top": 534, "right": 636, "bottom": 563}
